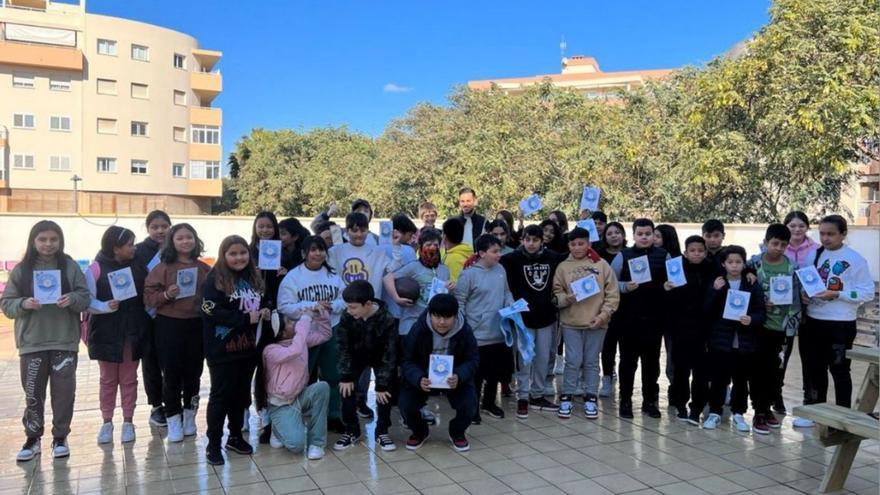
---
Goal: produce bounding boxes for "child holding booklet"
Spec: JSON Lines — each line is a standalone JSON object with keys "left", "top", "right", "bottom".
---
{"left": 134, "top": 210, "right": 171, "bottom": 428}
{"left": 453, "top": 234, "right": 513, "bottom": 422}
{"left": 746, "top": 224, "right": 800, "bottom": 433}
{"left": 552, "top": 228, "right": 619, "bottom": 419}
{"left": 144, "top": 223, "right": 211, "bottom": 442}
{"left": 799, "top": 215, "right": 873, "bottom": 417}
{"left": 1, "top": 221, "right": 90, "bottom": 461}
{"left": 87, "top": 226, "right": 150, "bottom": 445}
{"left": 399, "top": 294, "right": 479, "bottom": 451}
{"left": 702, "top": 246, "right": 766, "bottom": 432}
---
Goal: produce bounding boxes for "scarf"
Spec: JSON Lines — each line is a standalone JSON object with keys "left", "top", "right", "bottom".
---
{"left": 419, "top": 244, "right": 440, "bottom": 269}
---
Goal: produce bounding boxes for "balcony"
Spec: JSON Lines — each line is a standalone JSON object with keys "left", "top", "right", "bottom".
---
{"left": 191, "top": 71, "right": 221, "bottom": 105}
{"left": 189, "top": 143, "right": 222, "bottom": 162}
{"left": 189, "top": 106, "right": 222, "bottom": 126}
{"left": 4, "top": 0, "right": 47, "bottom": 10}
{"left": 192, "top": 48, "right": 221, "bottom": 72}
{"left": 0, "top": 40, "right": 82, "bottom": 71}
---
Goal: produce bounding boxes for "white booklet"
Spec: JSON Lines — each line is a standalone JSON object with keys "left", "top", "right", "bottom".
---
{"left": 665, "top": 256, "right": 686, "bottom": 287}
{"left": 176, "top": 267, "right": 199, "bottom": 299}
{"left": 258, "top": 240, "right": 282, "bottom": 270}
{"left": 519, "top": 194, "right": 543, "bottom": 217}
{"left": 796, "top": 266, "right": 826, "bottom": 298}
{"left": 429, "top": 354, "right": 454, "bottom": 389}
{"left": 769, "top": 275, "right": 793, "bottom": 305}
{"left": 580, "top": 186, "right": 601, "bottom": 212}
{"left": 108, "top": 267, "right": 138, "bottom": 302}
{"left": 330, "top": 225, "right": 344, "bottom": 246}
{"left": 427, "top": 277, "right": 448, "bottom": 302}
{"left": 575, "top": 219, "right": 600, "bottom": 242}
{"left": 33, "top": 270, "right": 62, "bottom": 304}
{"left": 723, "top": 289, "right": 751, "bottom": 321}
{"left": 628, "top": 255, "right": 652, "bottom": 284}
{"left": 570, "top": 274, "right": 600, "bottom": 302}
{"left": 379, "top": 221, "right": 393, "bottom": 245}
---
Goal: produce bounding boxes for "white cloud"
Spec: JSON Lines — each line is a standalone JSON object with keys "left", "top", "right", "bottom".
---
{"left": 383, "top": 83, "right": 413, "bottom": 93}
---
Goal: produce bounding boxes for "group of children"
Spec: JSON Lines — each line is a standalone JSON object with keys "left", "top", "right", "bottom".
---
{"left": 1, "top": 187, "right": 874, "bottom": 465}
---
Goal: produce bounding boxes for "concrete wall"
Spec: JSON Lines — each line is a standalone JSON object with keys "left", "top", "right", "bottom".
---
{"left": 1, "top": 213, "right": 878, "bottom": 281}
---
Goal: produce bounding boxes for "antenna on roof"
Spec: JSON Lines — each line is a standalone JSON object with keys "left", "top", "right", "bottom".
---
{"left": 560, "top": 35, "right": 567, "bottom": 66}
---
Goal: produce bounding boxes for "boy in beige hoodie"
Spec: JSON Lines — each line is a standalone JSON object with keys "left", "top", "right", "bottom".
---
{"left": 552, "top": 227, "right": 620, "bottom": 420}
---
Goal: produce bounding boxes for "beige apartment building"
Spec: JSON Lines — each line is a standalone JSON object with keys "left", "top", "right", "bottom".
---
{"left": 0, "top": 0, "right": 222, "bottom": 214}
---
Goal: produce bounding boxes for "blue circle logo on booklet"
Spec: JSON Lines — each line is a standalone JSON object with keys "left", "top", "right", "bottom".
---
{"left": 381, "top": 223, "right": 392, "bottom": 236}
{"left": 668, "top": 263, "right": 681, "bottom": 275}
{"left": 35, "top": 272, "right": 58, "bottom": 292}
{"left": 773, "top": 279, "right": 790, "bottom": 293}
{"left": 731, "top": 295, "right": 746, "bottom": 308}
{"left": 584, "top": 190, "right": 597, "bottom": 201}
{"left": 528, "top": 198, "right": 540, "bottom": 209}
{"left": 632, "top": 260, "right": 647, "bottom": 273}
{"left": 179, "top": 271, "right": 195, "bottom": 287}
{"left": 431, "top": 356, "right": 450, "bottom": 379}
{"left": 803, "top": 272, "right": 817, "bottom": 283}
{"left": 111, "top": 272, "right": 132, "bottom": 290}
{"left": 580, "top": 278, "right": 596, "bottom": 294}
{"left": 261, "top": 243, "right": 279, "bottom": 259}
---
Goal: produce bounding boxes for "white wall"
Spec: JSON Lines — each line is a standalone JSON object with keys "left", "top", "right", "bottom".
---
{"left": 1, "top": 213, "right": 878, "bottom": 281}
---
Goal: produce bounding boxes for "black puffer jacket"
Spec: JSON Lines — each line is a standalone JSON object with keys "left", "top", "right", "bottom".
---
{"left": 704, "top": 277, "right": 766, "bottom": 353}
{"left": 88, "top": 253, "right": 150, "bottom": 362}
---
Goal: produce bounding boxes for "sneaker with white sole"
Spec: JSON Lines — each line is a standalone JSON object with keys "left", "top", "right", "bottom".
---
{"left": 333, "top": 433, "right": 359, "bottom": 451}
{"left": 557, "top": 398, "right": 572, "bottom": 419}
{"left": 16, "top": 438, "right": 40, "bottom": 462}
{"left": 598, "top": 375, "right": 613, "bottom": 398}
{"left": 149, "top": 406, "right": 167, "bottom": 428}
{"left": 269, "top": 431, "right": 283, "bottom": 449}
{"left": 584, "top": 399, "right": 599, "bottom": 419}
{"left": 732, "top": 414, "right": 750, "bottom": 432}
{"left": 97, "top": 422, "right": 113, "bottom": 445}
{"left": 166, "top": 414, "right": 184, "bottom": 443}
{"left": 792, "top": 416, "right": 815, "bottom": 428}
{"left": 702, "top": 413, "right": 721, "bottom": 430}
{"left": 307, "top": 445, "right": 324, "bottom": 460}
{"left": 376, "top": 433, "right": 396, "bottom": 451}
{"left": 121, "top": 422, "right": 136, "bottom": 443}
{"left": 51, "top": 438, "right": 70, "bottom": 458}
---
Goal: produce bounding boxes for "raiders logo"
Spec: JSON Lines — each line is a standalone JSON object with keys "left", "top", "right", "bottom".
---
{"left": 524, "top": 263, "right": 550, "bottom": 291}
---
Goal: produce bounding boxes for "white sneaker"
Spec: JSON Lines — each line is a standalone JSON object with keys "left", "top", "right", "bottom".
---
{"left": 167, "top": 414, "right": 184, "bottom": 443}
{"left": 307, "top": 445, "right": 324, "bottom": 460}
{"left": 732, "top": 414, "right": 751, "bottom": 432}
{"left": 242, "top": 408, "right": 250, "bottom": 432}
{"left": 702, "top": 413, "right": 721, "bottom": 430}
{"left": 183, "top": 409, "right": 197, "bottom": 437}
{"left": 97, "top": 422, "right": 114, "bottom": 445}
{"left": 793, "top": 417, "right": 815, "bottom": 428}
{"left": 553, "top": 355, "right": 565, "bottom": 375}
{"left": 598, "top": 376, "right": 613, "bottom": 397}
{"left": 121, "top": 422, "right": 135, "bottom": 443}
{"left": 269, "top": 431, "right": 283, "bottom": 449}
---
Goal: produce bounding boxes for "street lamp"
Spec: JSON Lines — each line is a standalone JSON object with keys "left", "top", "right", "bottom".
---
{"left": 70, "top": 174, "right": 82, "bottom": 213}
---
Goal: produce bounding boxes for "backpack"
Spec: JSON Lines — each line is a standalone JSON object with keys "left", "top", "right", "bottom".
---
{"left": 80, "top": 262, "right": 100, "bottom": 345}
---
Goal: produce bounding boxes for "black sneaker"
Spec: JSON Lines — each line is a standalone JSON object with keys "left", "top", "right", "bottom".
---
{"left": 259, "top": 424, "right": 272, "bottom": 444}
{"left": 481, "top": 403, "right": 504, "bottom": 419}
{"left": 676, "top": 408, "right": 689, "bottom": 422}
{"left": 529, "top": 397, "right": 559, "bottom": 410}
{"left": 642, "top": 403, "right": 662, "bottom": 419}
{"left": 333, "top": 433, "right": 359, "bottom": 451}
{"left": 687, "top": 410, "right": 702, "bottom": 426}
{"left": 225, "top": 436, "right": 254, "bottom": 455}
{"left": 149, "top": 406, "right": 167, "bottom": 428}
{"left": 356, "top": 402, "right": 374, "bottom": 419}
{"left": 206, "top": 445, "right": 224, "bottom": 465}
{"left": 619, "top": 400, "right": 634, "bottom": 419}
{"left": 450, "top": 434, "right": 470, "bottom": 452}
{"left": 376, "top": 433, "right": 396, "bottom": 452}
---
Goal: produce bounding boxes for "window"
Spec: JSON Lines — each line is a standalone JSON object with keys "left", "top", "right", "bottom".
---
{"left": 97, "top": 39, "right": 117, "bottom": 56}
{"left": 131, "top": 44, "right": 150, "bottom": 62}
{"left": 131, "top": 121, "right": 148, "bottom": 137}
{"left": 49, "top": 77, "right": 71, "bottom": 92}
{"left": 172, "top": 163, "right": 186, "bottom": 178}
{"left": 50, "top": 116, "right": 72, "bottom": 132}
{"left": 191, "top": 125, "right": 220, "bottom": 145}
{"left": 13, "top": 154, "right": 35, "bottom": 170}
{"left": 173, "top": 90, "right": 187, "bottom": 106}
{"left": 12, "top": 74, "right": 34, "bottom": 89}
{"left": 97, "top": 118, "right": 117, "bottom": 134}
{"left": 173, "top": 53, "right": 186, "bottom": 69}
{"left": 97, "top": 78, "right": 117, "bottom": 95}
{"left": 49, "top": 155, "right": 70, "bottom": 171}
{"left": 13, "top": 113, "right": 35, "bottom": 129}
{"left": 190, "top": 160, "right": 221, "bottom": 180}
{"left": 173, "top": 127, "right": 186, "bottom": 142}
{"left": 131, "top": 83, "right": 149, "bottom": 99}
{"left": 97, "top": 157, "right": 117, "bottom": 173}
{"left": 131, "top": 160, "right": 148, "bottom": 175}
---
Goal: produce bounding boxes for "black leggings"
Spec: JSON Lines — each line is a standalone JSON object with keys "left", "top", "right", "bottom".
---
{"left": 207, "top": 359, "right": 255, "bottom": 446}
{"left": 154, "top": 316, "right": 204, "bottom": 417}
{"left": 800, "top": 317, "right": 857, "bottom": 408}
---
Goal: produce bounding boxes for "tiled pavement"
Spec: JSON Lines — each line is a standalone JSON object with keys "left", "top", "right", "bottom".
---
{"left": 0, "top": 327, "right": 876, "bottom": 495}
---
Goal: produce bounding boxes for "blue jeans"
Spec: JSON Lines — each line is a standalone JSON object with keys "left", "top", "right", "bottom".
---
{"left": 268, "top": 381, "right": 329, "bottom": 452}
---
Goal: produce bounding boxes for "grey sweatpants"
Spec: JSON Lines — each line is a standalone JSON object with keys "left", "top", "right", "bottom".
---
{"left": 515, "top": 323, "right": 555, "bottom": 400}
{"left": 20, "top": 350, "right": 78, "bottom": 440}
{"left": 561, "top": 327, "right": 606, "bottom": 398}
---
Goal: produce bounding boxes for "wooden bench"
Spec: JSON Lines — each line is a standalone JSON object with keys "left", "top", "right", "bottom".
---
{"left": 793, "top": 346, "right": 879, "bottom": 493}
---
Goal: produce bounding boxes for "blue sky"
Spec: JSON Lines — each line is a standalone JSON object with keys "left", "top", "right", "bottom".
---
{"left": 87, "top": 0, "right": 771, "bottom": 156}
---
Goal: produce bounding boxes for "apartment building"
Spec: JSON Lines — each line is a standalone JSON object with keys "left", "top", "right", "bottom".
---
{"left": 0, "top": 0, "right": 222, "bottom": 214}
